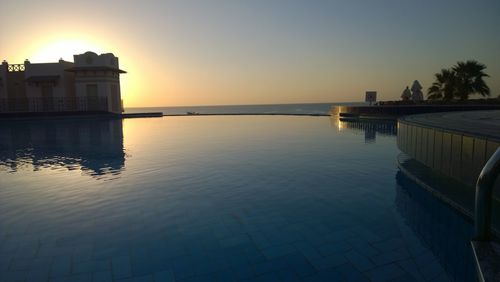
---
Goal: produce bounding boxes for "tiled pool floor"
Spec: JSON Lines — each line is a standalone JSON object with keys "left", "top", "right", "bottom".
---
{"left": 0, "top": 117, "right": 472, "bottom": 281}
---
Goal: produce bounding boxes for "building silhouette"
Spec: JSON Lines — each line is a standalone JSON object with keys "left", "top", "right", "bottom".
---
{"left": 0, "top": 52, "right": 125, "bottom": 113}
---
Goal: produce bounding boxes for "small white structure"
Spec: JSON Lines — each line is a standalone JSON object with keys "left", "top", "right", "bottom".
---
{"left": 0, "top": 51, "right": 125, "bottom": 114}
{"left": 365, "top": 91, "right": 377, "bottom": 105}
{"left": 67, "top": 52, "right": 125, "bottom": 113}
{"left": 410, "top": 80, "right": 424, "bottom": 102}
{"left": 401, "top": 86, "right": 411, "bottom": 101}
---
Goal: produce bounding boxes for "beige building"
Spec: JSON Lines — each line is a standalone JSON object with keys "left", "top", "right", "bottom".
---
{"left": 0, "top": 51, "right": 125, "bottom": 114}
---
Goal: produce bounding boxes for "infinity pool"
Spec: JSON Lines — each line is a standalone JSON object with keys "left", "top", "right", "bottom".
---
{"left": 0, "top": 116, "right": 473, "bottom": 281}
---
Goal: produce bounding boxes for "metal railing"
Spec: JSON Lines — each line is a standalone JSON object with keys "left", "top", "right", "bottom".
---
{"left": 474, "top": 147, "right": 500, "bottom": 240}
{"left": 0, "top": 97, "right": 108, "bottom": 113}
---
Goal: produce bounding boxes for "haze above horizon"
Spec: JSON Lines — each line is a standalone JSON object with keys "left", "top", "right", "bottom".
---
{"left": 1, "top": 0, "right": 499, "bottom": 107}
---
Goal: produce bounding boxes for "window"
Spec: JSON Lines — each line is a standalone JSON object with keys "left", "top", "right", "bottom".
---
{"left": 110, "top": 84, "right": 120, "bottom": 112}
{"left": 86, "top": 84, "right": 98, "bottom": 110}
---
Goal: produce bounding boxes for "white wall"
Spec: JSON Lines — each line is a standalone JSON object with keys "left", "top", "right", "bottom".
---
{"left": 23, "top": 61, "right": 75, "bottom": 111}
{"left": 73, "top": 52, "right": 124, "bottom": 113}
{"left": 25, "top": 63, "right": 64, "bottom": 99}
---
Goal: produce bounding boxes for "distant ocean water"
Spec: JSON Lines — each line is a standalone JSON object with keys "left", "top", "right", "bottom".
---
{"left": 125, "top": 102, "right": 367, "bottom": 115}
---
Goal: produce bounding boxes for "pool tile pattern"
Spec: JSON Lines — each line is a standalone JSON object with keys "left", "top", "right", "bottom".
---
{"left": 0, "top": 117, "right": 471, "bottom": 281}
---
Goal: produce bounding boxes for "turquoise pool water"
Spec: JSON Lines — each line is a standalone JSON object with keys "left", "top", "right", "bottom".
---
{"left": 0, "top": 116, "right": 473, "bottom": 281}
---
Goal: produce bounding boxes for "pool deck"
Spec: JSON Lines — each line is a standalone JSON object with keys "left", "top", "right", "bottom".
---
{"left": 397, "top": 110, "right": 500, "bottom": 282}
{"left": 332, "top": 105, "right": 500, "bottom": 120}
{"left": 398, "top": 111, "right": 500, "bottom": 188}
{"left": 402, "top": 110, "right": 500, "bottom": 140}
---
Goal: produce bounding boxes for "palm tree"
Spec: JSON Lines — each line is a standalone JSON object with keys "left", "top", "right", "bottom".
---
{"left": 427, "top": 68, "right": 457, "bottom": 100}
{"left": 452, "top": 60, "right": 490, "bottom": 100}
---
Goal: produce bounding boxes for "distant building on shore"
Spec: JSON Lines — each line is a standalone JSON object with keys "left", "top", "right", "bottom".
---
{"left": 0, "top": 51, "right": 126, "bottom": 114}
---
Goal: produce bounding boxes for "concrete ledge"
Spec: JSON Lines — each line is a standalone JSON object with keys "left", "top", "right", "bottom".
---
{"left": 332, "top": 105, "right": 500, "bottom": 120}
{"left": 398, "top": 111, "right": 500, "bottom": 188}
{"left": 121, "top": 112, "right": 163, "bottom": 118}
{"left": 163, "top": 113, "right": 330, "bottom": 116}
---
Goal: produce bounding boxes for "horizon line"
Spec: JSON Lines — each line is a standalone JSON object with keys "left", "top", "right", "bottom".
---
{"left": 125, "top": 101, "right": 365, "bottom": 108}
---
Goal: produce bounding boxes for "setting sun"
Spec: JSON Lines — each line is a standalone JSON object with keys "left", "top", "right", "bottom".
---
{"left": 21, "top": 37, "right": 140, "bottom": 107}
{"left": 29, "top": 38, "right": 106, "bottom": 63}
{"left": 1, "top": 0, "right": 499, "bottom": 108}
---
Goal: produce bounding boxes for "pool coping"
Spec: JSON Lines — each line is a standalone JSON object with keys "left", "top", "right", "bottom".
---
{"left": 397, "top": 105, "right": 500, "bottom": 282}
{"left": 397, "top": 111, "right": 500, "bottom": 191}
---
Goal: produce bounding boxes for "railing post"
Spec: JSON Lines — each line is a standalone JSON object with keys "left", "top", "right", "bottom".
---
{"left": 474, "top": 147, "right": 500, "bottom": 241}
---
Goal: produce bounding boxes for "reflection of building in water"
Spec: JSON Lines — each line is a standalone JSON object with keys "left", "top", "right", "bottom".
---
{"left": 0, "top": 118, "right": 125, "bottom": 177}
{"left": 395, "top": 171, "right": 475, "bottom": 282}
{"left": 330, "top": 117, "right": 397, "bottom": 143}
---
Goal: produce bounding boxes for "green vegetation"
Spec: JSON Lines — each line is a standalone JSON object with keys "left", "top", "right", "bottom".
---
{"left": 428, "top": 60, "right": 490, "bottom": 101}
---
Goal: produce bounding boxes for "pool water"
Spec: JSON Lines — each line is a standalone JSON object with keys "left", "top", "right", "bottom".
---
{"left": 0, "top": 116, "right": 473, "bottom": 281}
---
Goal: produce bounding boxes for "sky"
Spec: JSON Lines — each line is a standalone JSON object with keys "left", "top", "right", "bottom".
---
{"left": 1, "top": 0, "right": 500, "bottom": 107}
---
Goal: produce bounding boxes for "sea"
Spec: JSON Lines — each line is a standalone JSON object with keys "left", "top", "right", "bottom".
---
{"left": 124, "top": 102, "right": 367, "bottom": 115}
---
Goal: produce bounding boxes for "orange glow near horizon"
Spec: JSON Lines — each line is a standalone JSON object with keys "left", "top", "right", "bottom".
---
{"left": 2, "top": 1, "right": 498, "bottom": 108}
{"left": 19, "top": 37, "right": 144, "bottom": 108}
